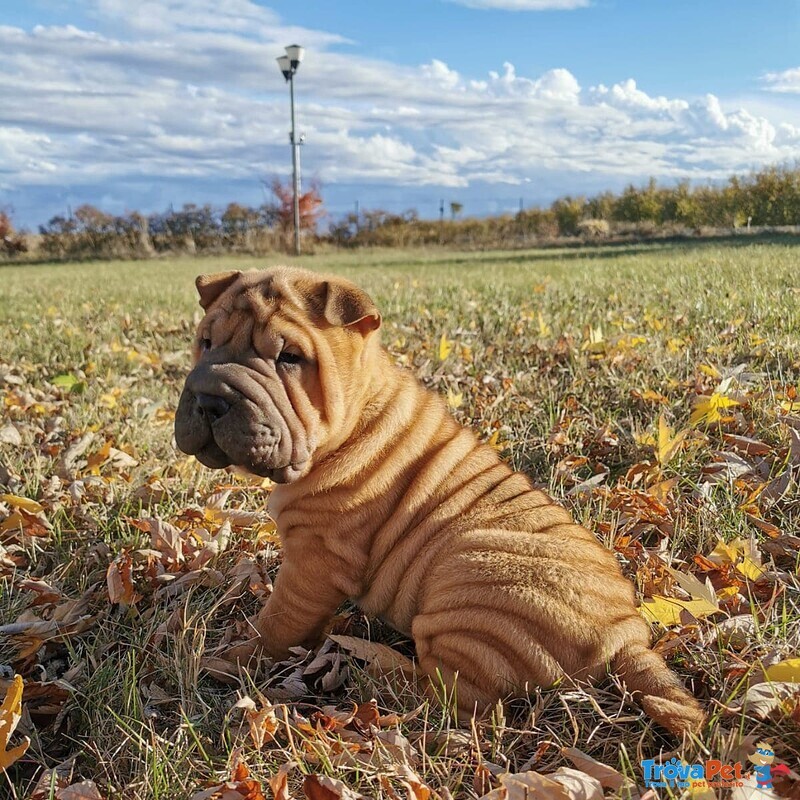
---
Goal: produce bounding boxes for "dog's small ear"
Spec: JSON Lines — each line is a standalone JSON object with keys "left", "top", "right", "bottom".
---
{"left": 301, "top": 278, "right": 381, "bottom": 335}
{"left": 321, "top": 280, "right": 381, "bottom": 335}
{"left": 195, "top": 271, "right": 240, "bottom": 309}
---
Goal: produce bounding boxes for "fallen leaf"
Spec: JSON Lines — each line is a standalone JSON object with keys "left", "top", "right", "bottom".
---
{"left": 0, "top": 425, "right": 22, "bottom": 446}
{"left": 639, "top": 596, "right": 720, "bottom": 626}
{"left": 716, "top": 615, "right": 756, "bottom": 648}
{"left": 57, "top": 781, "right": 106, "bottom": 800}
{"left": 303, "top": 774, "right": 362, "bottom": 800}
{"left": 267, "top": 761, "right": 297, "bottom": 800}
{"left": 479, "top": 767, "right": 603, "bottom": 800}
{"left": 192, "top": 759, "right": 267, "bottom": 800}
{"left": 765, "top": 659, "right": 800, "bottom": 683}
{"left": 0, "top": 674, "right": 30, "bottom": 771}
{"left": 731, "top": 681, "right": 800, "bottom": 720}
{"left": 234, "top": 695, "right": 281, "bottom": 749}
{"left": 106, "top": 552, "right": 139, "bottom": 605}
{"left": 446, "top": 389, "right": 463, "bottom": 409}
{"left": 707, "top": 537, "right": 767, "bottom": 581}
{"left": 438, "top": 333, "right": 452, "bottom": 361}
{"left": 657, "top": 415, "right": 688, "bottom": 465}
{"left": 396, "top": 765, "right": 432, "bottom": 800}
{"left": 328, "top": 635, "right": 415, "bottom": 677}
{"left": 562, "top": 747, "right": 634, "bottom": 791}
{"left": 0, "top": 493, "right": 44, "bottom": 514}
{"left": 690, "top": 393, "right": 740, "bottom": 426}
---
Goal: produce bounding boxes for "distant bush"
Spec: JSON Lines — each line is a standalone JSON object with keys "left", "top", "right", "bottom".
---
{"left": 8, "top": 161, "right": 800, "bottom": 261}
{"left": 322, "top": 162, "right": 800, "bottom": 250}
{"left": 576, "top": 218, "right": 610, "bottom": 239}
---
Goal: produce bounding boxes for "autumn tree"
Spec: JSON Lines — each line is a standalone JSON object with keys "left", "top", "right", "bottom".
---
{"left": 0, "top": 209, "right": 26, "bottom": 254}
{"left": 270, "top": 179, "right": 324, "bottom": 234}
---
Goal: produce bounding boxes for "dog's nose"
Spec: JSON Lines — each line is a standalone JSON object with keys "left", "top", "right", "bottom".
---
{"left": 196, "top": 392, "right": 230, "bottom": 422}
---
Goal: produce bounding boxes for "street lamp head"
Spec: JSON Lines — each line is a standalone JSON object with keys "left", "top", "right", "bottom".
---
{"left": 276, "top": 54, "right": 292, "bottom": 81}
{"left": 285, "top": 44, "right": 304, "bottom": 69}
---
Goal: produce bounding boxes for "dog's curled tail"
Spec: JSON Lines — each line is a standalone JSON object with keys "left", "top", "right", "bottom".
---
{"left": 612, "top": 643, "right": 705, "bottom": 737}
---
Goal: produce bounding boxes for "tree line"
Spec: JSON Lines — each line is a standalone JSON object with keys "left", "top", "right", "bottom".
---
{"left": 3, "top": 163, "right": 800, "bottom": 260}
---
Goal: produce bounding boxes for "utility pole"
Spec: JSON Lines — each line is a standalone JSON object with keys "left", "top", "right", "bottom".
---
{"left": 277, "top": 45, "right": 304, "bottom": 256}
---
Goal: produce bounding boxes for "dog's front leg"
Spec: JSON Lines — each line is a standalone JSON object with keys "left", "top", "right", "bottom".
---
{"left": 252, "top": 553, "right": 347, "bottom": 661}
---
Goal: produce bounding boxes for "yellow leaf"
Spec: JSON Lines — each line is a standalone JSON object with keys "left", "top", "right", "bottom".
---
{"left": 639, "top": 596, "right": 720, "bottom": 626}
{"left": 667, "top": 337, "right": 685, "bottom": 353}
{"left": 438, "top": 333, "right": 452, "bottom": 361}
{"left": 781, "top": 400, "right": 800, "bottom": 413}
{"left": 537, "top": 312, "right": 551, "bottom": 337}
{"left": 707, "top": 537, "right": 766, "bottom": 581}
{"left": 0, "top": 494, "right": 44, "bottom": 514}
{"left": 765, "top": 658, "right": 800, "bottom": 683}
{"left": 446, "top": 389, "right": 463, "bottom": 409}
{"left": 99, "top": 393, "right": 118, "bottom": 409}
{"left": 657, "top": 414, "right": 688, "bottom": 465}
{"left": 699, "top": 363, "right": 722, "bottom": 379}
{"left": 487, "top": 430, "right": 505, "bottom": 451}
{"left": 737, "top": 556, "right": 767, "bottom": 581}
{"left": 634, "top": 431, "right": 657, "bottom": 448}
{"left": 0, "top": 675, "right": 30, "bottom": 771}
{"left": 581, "top": 325, "right": 605, "bottom": 354}
{"left": 689, "top": 392, "right": 740, "bottom": 426}
{"left": 708, "top": 539, "right": 739, "bottom": 565}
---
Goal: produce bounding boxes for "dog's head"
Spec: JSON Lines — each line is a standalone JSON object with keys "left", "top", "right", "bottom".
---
{"left": 174, "top": 267, "right": 381, "bottom": 482}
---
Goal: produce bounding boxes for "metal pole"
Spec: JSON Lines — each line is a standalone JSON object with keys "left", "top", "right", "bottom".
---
{"left": 289, "top": 73, "right": 301, "bottom": 256}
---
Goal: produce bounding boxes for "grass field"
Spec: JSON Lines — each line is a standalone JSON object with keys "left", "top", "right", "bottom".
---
{"left": 1, "top": 241, "right": 799, "bottom": 799}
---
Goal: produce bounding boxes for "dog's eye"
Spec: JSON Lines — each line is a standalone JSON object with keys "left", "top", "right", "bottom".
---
{"left": 276, "top": 351, "right": 303, "bottom": 366}
{"left": 200, "top": 338, "right": 212, "bottom": 352}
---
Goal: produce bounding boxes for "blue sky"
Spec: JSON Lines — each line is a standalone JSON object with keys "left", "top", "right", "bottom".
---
{"left": 2, "top": 0, "right": 800, "bottom": 227}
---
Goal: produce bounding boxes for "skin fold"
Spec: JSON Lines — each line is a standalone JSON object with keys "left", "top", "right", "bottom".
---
{"left": 174, "top": 266, "right": 705, "bottom": 737}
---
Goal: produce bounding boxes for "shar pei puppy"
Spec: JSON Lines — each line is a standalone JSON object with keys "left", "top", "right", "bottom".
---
{"left": 174, "top": 266, "right": 705, "bottom": 736}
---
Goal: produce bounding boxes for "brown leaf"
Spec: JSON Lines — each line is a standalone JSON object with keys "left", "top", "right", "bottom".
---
{"left": 268, "top": 761, "right": 297, "bottom": 800}
{"left": 561, "top": 747, "right": 634, "bottom": 791}
{"left": 352, "top": 699, "right": 380, "bottom": 731}
{"left": 192, "top": 760, "right": 267, "bottom": 800}
{"left": 327, "top": 635, "right": 415, "bottom": 677}
{"left": 106, "top": 552, "right": 139, "bottom": 605}
{"left": 722, "top": 434, "right": 771, "bottom": 456}
{"left": 730, "top": 681, "right": 800, "bottom": 720}
{"left": 396, "top": 765, "right": 432, "bottom": 800}
{"left": 234, "top": 696, "right": 281, "bottom": 749}
{"left": 19, "top": 578, "right": 63, "bottom": 606}
{"left": 303, "top": 775, "right": 362, "bottom": 800}
{"left": 479, "top": 768, "right": 603, "bottom": 800}
{"left": 57, "top": 781, "right": 106, "bottom": 800}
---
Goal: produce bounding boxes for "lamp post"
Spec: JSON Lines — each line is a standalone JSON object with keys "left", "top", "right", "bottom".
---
{"left": 277, "top": 44, "right": 304, "bottom": 256}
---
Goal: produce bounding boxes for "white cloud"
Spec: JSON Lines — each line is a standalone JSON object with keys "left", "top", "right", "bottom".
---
{"left": 2, "top": 0, "right": 800, "bottom": 225}
{"left": 762, "top": 67, "right": 800, "bottom": 94}
{"left": 446, "top": 0, "right": 590, "bottom": 10}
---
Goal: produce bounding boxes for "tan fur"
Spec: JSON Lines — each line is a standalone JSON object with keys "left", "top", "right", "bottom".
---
{"left": 176, "top": 267, "right": 705, "bottom": 737}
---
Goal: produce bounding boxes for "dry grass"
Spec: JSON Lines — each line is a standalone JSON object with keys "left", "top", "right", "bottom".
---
{"left": 1, "top": 241, "right": 799, "bottom": 799}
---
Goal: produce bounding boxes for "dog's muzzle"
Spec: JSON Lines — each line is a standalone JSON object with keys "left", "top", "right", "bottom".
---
{"left": 174, "top": 364, "right": 310, "bottom": 483}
